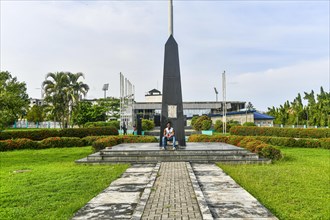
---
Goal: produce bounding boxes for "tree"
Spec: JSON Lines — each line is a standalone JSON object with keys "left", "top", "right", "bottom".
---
{"left": 26, "top": 105, "right": 44, "bottom": 124}
{"left": 268, "top": 87, "right": 330, "bottom": 127}
{"left": 0, "top": 71, "right": 29, "bottom": 129}
{"left": 42, "top": 72, "right": 89, "bottom": 128}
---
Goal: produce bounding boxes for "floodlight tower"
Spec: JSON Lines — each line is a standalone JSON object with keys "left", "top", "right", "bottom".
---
{"left": 214, "top": 87, "right": 218, "bottom": 102}
{"left": 102, "top": 83, "right": 109, "bottom": 99}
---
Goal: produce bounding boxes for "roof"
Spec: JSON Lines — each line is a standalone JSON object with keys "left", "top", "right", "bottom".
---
{"left": 198, "top": 110, "right": 274, "bottom": 120}
{"left": 147, "top": 89, "right": 161, "bottom": 95}
{"left": 253, "top": 111, "right": 275, "bottom": 120}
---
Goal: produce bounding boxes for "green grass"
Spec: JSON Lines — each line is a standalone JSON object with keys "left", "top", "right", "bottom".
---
{"left": 0, "top": 147, "right": 130, "bottom": 220}
{"left": 218, "top": 148, "right": 330, "bottom": 220}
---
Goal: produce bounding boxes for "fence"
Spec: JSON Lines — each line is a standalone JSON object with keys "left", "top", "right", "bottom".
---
{"left": 13, "top": 120, "right": 61, "bottom": 129}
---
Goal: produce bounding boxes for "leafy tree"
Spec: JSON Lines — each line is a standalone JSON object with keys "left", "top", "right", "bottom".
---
{"left": 72, "top": 98, "right": 120, "bottom": 127}
{"left": 26, "top": 105, "right": 45, "bottom": 123}
{"left": 193, "top": 115, "right": 212, "bottom": 131}
{"left": 142, "top": 119, "right": 155, "bottom": 131}
{"left": 42, "top": 72, "right": 89, "bottom": 128}
{"left": 0, "top": 71, "right": 29, "bottom": 129}
{"left": 267, "top": 87, "right": 330, "bottom": 127}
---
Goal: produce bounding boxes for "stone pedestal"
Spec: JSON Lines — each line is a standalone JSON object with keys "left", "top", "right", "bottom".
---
{"left": 160, "top": 35, "right": 186, "bottom": 146}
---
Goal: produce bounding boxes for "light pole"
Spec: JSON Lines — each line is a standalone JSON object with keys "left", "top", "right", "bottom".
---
{"left": 214, "top": 87, "right": 218, "bottom": 102}
{"left": 102, "top": 84, "right": 109, "bottom": 99}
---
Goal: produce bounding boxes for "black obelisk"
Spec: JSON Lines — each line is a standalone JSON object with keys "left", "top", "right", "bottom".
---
{"left": 160, "top": 0, "right": 186, "bottom": 146}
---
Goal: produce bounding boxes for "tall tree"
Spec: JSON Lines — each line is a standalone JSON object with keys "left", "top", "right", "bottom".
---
{"left": 42, "top": 72, "right": 89, "bottom": 128}
{"left": 0, "top": 71, "right": 29, "bottom": 129}
{"left": 268, "top": 87, "right": 330, "bottom": 127}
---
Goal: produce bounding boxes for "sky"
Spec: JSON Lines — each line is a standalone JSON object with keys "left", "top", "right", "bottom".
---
{"left": 1, "top": 0, "right": 329, "bottom": 111}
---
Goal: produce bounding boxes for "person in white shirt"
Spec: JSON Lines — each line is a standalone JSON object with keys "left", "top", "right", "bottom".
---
{"left": 162, "top": 122, "right": 176, "bottom": 150}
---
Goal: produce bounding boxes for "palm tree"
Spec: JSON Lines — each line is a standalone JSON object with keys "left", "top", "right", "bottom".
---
{"left": 67, "top": 72, "right": 89, "bottom": 127}
{"left": 42, "top": 72, "right": 89, "bottom": 128}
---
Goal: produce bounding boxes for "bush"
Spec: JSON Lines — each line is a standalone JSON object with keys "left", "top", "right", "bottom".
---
{"left": 191, "top": 116, "right": 199, "bottom": 127}
{"left": 193, "top": 115, "right": 212, "bottom": 131}
{"left": 0, "top": 127, "right": 118, "bottom": 141}
{"left": 39, "top": 137, "right": 84, "bottom": 149}
{"left": 0, "top": 138, "right": 38, "bottom": 151}
{"left": 260, "top": 145, "right": 283, "bottom": 160}
{"left": 142, "top": 119, "right": 155, "bottom": 131}
{"left": 81, "top": 136, "right": 109, "bottom": 146}
{"left": 92, "top": 136, "right": 119, "bottom": 152}
{"left": 243, "top": 122, "right": 256, "bottom": 126}
{"left": 188, "top": 134, "right": 282, "bottom": 160}
{"left": 230, "top": 126, "right": 330, "bottom": 138}
{"left": 121, "top": 135, "right": 157, "bottom": 143}
{"left": 85, "top": 121, "right": 120, "bottom": 129}
{"left": 214, "top": 120, "right": 223, "bottom": 132}
{"left": 320, "top": 138, "right": 330, "bottom": 149}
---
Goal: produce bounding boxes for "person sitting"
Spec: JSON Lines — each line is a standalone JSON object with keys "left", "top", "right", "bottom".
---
{"left": 162, "top": 122, "right": 176, "bottom": 150}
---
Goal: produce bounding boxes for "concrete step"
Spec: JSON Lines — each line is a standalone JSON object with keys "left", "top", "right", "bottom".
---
{"left": 75, "top": 143, "right": 271, "bottom": 164}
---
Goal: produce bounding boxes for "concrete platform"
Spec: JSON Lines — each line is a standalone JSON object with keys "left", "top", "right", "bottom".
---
{"left": 76, "top": 143, "right": 271, "bottom": 164}
{"left": 72, "top": 162, "right": 278, "bottom": 220}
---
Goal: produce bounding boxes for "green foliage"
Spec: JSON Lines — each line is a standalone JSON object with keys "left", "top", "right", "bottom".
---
{"left": 26, "top": 105, "right": 45, "bottom": 123}
{"left": 0, "top": 71, "right": 29, "bottom": 130}
{"left": 190, "top": 116, "right": 199, "bottom": 127}
{"left": 267, "top": 87, "right": 330, "bottom": 126}
{"left": 214, "top": 119, "right": 240, "bottom": 132}
{"left": 218, "top": 148, "right": 330, "bottom": 219}
{"left": 243, "top": 122, "right": 256, "bottom": 126}
{"left": 193, "top": 115, "right": 212, "bottom": 131}
{"left": 92, "top": 135, "right": 158, "bottom": 152}
{"left": 39, "top": 137, "right": 84, "bottom": 149}
{"left": 188, "top": 134, "right": 282, "bottom": 160}
{"left": 230, "top": 126, "right": 330, "bottom": 138}
{"left": 0, "top": 147, "right": 129, "bottom": 220}
{"left": 72, "top": 98, "right": 120, "bottom": 127}
{"left": 42, "top": 72, "right": 89, "bottom": 128}
{"left": 0, "top": 138, "right": 37, "bottom": 151}
{"left": 142, "top": 119, "right": 155, "bottom": 131}
{"left": 0, "top": 127, "right": 118, "bottom": 141}
{"left": 92, "top": 136, "right": 120, "bottom": 152}
{"left": 85, "top": 121, "right": 120, "bottom": 129}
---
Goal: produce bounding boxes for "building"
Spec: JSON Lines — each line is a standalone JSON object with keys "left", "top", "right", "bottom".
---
{"left": 210, "top": 110, "right": 275, "bottom": 127}
{"left": 134, "top": 89, "right": 246, "bottom": 126}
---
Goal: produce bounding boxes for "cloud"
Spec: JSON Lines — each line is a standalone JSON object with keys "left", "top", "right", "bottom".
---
{"left": 0, "top": 0, "right": 329, "bottom": 112}
{"left": 227, "top": 58, "right": 330, "bottom": 111}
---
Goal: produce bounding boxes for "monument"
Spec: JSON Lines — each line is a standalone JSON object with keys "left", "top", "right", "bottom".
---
{"left": 160, "top": 0, "right": 186, "bottom": 146}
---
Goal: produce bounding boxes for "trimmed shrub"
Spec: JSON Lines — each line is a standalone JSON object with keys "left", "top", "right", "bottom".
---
{"left": 92, "top": 136, "right": 120, "bottom": 152}
{"left": 188, "top": 134, "right": 282, "bottom": 160}
{"left": 0, "top": 138, "right": 38, "bottom": 151}
{"left": 82, "top": 136, "right": 109, "bottom": 146}
{"left": 39, "top": 137, "right": 84, "bottom": 149}
{"left": 230, "top": 126, "right": 330, "bottom": 138}
{"left": 0, "top": 127, "right": 118, "bottom": 141}
{"left": 193, "top": 115, "right": 212, "bottom": 131}
{"left": 191, "top": 116, "right": 199, "bottom": 127}
{"left": 142, "top": 119, "right": 155, "bottom": 131}
{"left": 85, "top": 121, "right": 120, "bottom": 129}
{"left": 121, "top": 135, "right": 157, "bottom": 143}
{"left": 260, "top": 146, "right": 283, "bottom": 160}
{"left": 243, "top": 122, "right": 256, "bottom": 126}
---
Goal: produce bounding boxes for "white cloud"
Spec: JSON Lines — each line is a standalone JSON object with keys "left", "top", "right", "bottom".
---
{"left": 0, "top": 1, "right": 329, "bottom": 111}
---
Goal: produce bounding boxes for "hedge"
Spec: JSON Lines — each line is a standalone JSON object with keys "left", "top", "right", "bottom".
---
{"left": 92, "top": 135, "right": 158, "bottom": 152}
{"left": 188, "top": 134, "right": 282, "bottom": 160}
{"left": 230, "top": 126, "right": 330, "bottom": 138}
{"left": 0, "top": 135, "right": 158, "bottom": 152}
{"left": 84, "top": 121, "right": 120, "bottom": 129}
{"left": 0, "top": 127, "right": 118, "bottom": 141}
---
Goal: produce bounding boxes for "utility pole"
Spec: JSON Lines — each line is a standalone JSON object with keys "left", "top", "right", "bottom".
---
{"left": 222, "top": 71, "right": 226, "bottom": 134}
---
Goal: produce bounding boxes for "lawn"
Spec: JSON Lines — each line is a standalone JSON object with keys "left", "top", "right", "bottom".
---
{"left": 0, "top": 147, "right": 130, "bottom": 220}
{"left": 218, "top": 148, "right": 330, "bottom": 220}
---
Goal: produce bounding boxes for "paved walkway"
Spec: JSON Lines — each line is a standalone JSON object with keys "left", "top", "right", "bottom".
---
{"left": 142, "top": 162, "right": 202, "bottom": 220}
{"left": 72, "top": 162, "right": 278, "bottom": 220}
